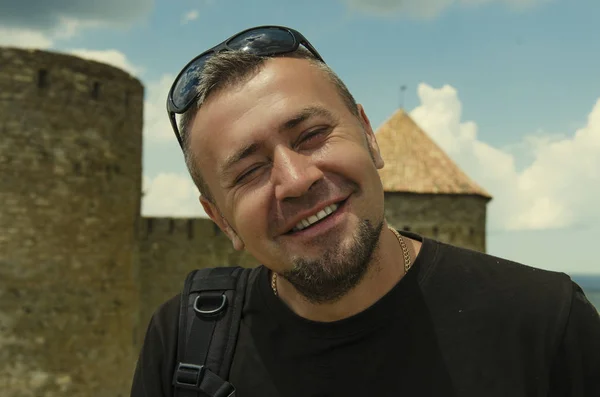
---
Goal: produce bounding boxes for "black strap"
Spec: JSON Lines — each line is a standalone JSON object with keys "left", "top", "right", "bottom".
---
{"left": 173, "top": 266, "right": 254, "bottom": 397}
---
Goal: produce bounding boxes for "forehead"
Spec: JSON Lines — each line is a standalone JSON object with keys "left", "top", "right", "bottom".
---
{"left": 188, "top": 57, "right": 347, "bottom": 167}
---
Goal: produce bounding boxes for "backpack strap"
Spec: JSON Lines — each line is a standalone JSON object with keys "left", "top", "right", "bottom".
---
{"left": 172, "top": 266, "right": 254, "bottom": 397}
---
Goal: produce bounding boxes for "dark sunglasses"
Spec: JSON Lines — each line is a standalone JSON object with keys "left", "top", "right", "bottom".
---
{"left": 166, "top": 25, "right": 326, "bottom": 149}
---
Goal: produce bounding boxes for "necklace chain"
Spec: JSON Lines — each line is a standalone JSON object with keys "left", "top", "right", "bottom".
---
{"left": 388, "top": 227, "right": 413, "bottom": 273}
{"left": 270, "top": 227, "right": 412, "bottom": 297}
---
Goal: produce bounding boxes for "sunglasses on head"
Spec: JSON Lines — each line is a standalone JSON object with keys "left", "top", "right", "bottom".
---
{"left": 166, "top": 25, "right": 326, "bottom": 149}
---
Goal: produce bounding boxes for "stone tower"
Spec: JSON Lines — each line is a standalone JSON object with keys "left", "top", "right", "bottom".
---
{"left": 0, "top": 47, "right": 143, "bottom": 397}
{"left": 376, "top": 109, "right": 492, "bottom": 252}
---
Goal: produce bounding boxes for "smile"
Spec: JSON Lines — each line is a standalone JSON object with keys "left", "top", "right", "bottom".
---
{"left": 291, "top": 203, "right": 340, "bottom": 232}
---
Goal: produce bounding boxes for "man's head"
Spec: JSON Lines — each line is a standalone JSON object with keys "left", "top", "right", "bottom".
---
{"left": 178, "top": 47, "right": 359, "bottom": 204}
{"left": 167, "top": 26, "right": 387, "bottom": 303}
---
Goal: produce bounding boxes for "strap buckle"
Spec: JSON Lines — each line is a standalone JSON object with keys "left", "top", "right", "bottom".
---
{"left": 173, "top": 363, "right": 205, "bottom": 389}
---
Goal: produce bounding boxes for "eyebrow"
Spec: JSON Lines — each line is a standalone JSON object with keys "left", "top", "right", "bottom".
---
{"left": 219, "top": 106, "right": 336, "bottom": 179}
{"left": 220, "top": 142, "right": 261, "bottom": 180}
{"left": 279, "top": 106, "right": 336, "bottom": 133}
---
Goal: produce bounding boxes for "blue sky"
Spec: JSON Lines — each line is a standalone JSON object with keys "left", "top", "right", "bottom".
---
{"left": 1, "top": 0, "right": 599, "bottom": 274}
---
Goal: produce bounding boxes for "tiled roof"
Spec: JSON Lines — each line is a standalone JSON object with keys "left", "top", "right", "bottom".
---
{"left": 375, "top": 109, "right": 492, "bottom": 198}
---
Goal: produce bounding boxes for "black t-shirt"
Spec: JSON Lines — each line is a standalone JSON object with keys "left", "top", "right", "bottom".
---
{"left": 130, "top": 234, "right": 600, "bottom": 397}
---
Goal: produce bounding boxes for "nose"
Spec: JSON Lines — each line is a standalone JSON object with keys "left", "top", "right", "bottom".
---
{"left": 272, "top": 146, "right": 324, "bottom": 201}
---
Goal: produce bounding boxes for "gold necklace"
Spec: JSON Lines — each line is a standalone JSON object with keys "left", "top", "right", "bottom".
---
{"left": 270, "top": 226, "right": 412, "bottom": 296}
{"left": 271, "top": 269, "right": 278, "bottom": 296}
{"left": 388, "top": 226, "right": 413, "bottom": 273}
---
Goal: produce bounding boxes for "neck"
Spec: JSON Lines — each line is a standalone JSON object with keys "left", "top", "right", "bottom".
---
{"left": 275, "top": 224, "right": 419, "bottom": 323}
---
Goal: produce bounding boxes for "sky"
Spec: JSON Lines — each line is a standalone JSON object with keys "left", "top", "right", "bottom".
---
{"left": 1, "top": 0, "right": 598, "bottom": 275}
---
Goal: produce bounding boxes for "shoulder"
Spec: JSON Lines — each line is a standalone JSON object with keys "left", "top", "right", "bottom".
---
{"left": 131, "top": 293, "right": 181, "bottom": 397}
{"left": 138, "top": 293, "right": 181, "bottom": 362}
{"left": 428, "top": 239, "right": 572, "bottom": 293}
{"left": 131, "top": 266, "right": 265, "bottom": 396}
{"left": 422, "top": 239, "right": 575, "bottom": 325}
{"left": 139, "top": 265, "right": 265, "bottom": 353}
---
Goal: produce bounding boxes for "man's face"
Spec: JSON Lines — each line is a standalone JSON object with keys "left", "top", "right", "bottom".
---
{"left": 190, "top": 57, "right": 386, "bottom": 302}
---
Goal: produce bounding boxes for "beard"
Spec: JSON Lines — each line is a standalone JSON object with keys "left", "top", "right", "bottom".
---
{"left": 282, "top": 217, "right": 384, "bottom": 305}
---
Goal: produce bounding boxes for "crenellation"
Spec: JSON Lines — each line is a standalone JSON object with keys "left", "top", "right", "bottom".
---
{"left": 141, "top": 216, "right": 226, "bottom": 240}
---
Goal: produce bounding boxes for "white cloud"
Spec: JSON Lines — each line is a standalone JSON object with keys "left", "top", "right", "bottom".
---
{"left": 0, "top": 18, "right": 100, "bottom": 50}
{"left": 181, "top": 10, "right": 200, "bottom": 24}
{"left": 0, "top": 28, "right": 143, "bottom": 79}
{"left": 142, "top": 173, "right": 208, "bottom": 218}
{"left": 144, "top": 74, "right": 177, "bottom": 142}
{"left": 341, "top": 0, "right": 548, "bottom": 19}
{"left": 0, "top": 27, "right": 53, "bottom": 49}
{"left": 52, "top": 18, "right": 104, "bottom": 41}
{"left": 0, "top": 0, "right": 153, "bottom": 49}
{"left": 408, "top": 83, "right": 600, "bottom": 231}
{"left": 68, "top": 49, "right": 143, "bottom": 76}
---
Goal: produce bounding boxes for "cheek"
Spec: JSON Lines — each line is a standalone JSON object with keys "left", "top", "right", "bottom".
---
{"left": 230, "top": 187, "right": 272, "bottom": 241}
{"left": 322, "top": 140, "right": 377, "bottom": 179}
{"left": 324, "top": 142, "right": 385, "bottom": 207}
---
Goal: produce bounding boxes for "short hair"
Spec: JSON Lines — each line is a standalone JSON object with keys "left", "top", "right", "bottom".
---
{"left": 179, "top": 47, "right": 358, "bottom": 203}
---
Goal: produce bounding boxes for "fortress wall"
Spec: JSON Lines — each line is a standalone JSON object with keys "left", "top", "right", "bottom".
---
{"left": 384, "top": 193, "right": 489, "bottom": 253}
{"left": 137, "top": 217, "right": 259, "bottom": 347}
{"left": 0, "top": 47, "right": 143, "bottom": 397}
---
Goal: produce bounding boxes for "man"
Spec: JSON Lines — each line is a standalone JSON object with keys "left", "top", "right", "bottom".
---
{"left": 131, "top": 26, "right": 600, "bottom": 397}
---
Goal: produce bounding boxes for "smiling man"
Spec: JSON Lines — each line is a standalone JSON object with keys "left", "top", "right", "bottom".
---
{"left": 131, "top": 26, "right": 600, "bottom": 397}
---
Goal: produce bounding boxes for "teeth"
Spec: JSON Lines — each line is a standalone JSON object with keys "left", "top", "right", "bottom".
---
{"left": 293, "top": 203, "right": 339, "bottom": 232}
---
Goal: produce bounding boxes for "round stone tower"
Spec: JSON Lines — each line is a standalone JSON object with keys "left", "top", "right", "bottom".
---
{"left": 376, "top": 109, "right": 492, "bottom": 253}
{"left": 0, "top": 47, "right": 143, "bottom": 396}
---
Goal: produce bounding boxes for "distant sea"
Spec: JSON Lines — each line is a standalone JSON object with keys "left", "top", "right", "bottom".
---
{"left": 571, "top": 274, "right": 600, "bottom": 312}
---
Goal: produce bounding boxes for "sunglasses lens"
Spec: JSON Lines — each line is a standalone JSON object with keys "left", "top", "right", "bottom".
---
{"left": 228, "top": 27, "right": 296, "bottom": 54}
{"left": 171, "top": 28, "right": 296, "bottom": 112}
{"left": 172, "top": 54, "right": 210, "bottom": 110}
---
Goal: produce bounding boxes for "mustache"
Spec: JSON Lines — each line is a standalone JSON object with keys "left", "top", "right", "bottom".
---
{"left": 276, "top": 180, "right": 356, "bottom": 223}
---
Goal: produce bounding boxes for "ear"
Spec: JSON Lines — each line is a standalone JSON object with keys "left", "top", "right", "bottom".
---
{"left": 200, "top": 196, "right": 245, "bottom": 251}
{"left": 357, "top": 104, "right": 384, "bottom": 169}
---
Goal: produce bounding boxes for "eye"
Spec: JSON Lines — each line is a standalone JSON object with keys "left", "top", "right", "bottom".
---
{"left": 235, "top": 164, "right": 262, "bottom": 184}
{"left": 297, "top": 127, "right": 328, "bottom": 148}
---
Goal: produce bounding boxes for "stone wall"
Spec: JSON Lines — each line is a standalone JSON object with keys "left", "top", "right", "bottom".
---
{"left": 384, "top": 193, "right": 490, "bottom": 252}
{"left": 0, "top": 47, "right": 143, "bottom": 397}
{"left": 136, "top": 217, "right": 259, "bottom": 348}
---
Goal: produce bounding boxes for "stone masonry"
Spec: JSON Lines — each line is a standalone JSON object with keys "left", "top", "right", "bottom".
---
{"left": 0, "top": 47, "right": 143, "bottom": 397}
{"left": 384, "top": 193, "right": 488, "bottom": 252}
